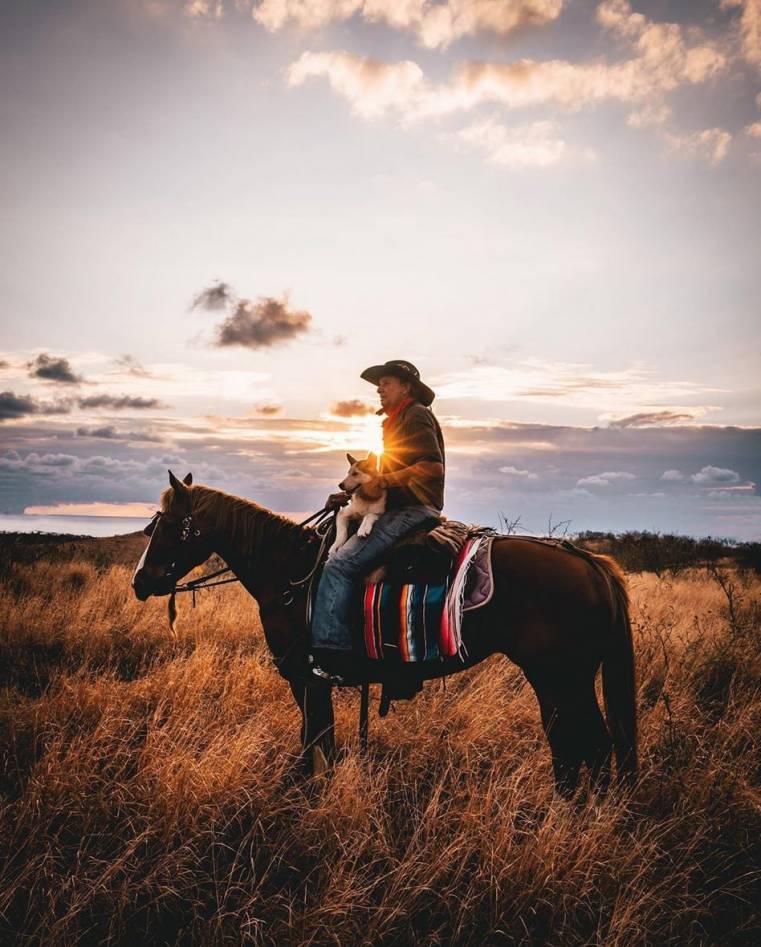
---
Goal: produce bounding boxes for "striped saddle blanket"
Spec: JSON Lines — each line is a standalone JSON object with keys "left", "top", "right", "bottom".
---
{"left": 361, "top": 535, "right": 493, "bottom": 663}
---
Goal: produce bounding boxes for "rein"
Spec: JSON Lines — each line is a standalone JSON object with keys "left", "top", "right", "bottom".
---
{"left": 156, "top": 504, "right": 336, "bottom": 612}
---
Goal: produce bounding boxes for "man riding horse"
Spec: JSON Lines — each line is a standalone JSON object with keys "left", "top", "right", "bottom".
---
{"left": 309, "top": 359, "right": 445, "bottom": 684}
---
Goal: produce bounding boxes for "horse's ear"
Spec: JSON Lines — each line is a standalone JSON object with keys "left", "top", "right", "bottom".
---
{"left": 346, "top": 452, "right": 358, "bottom": 466}
{"left": 183, "top": 472, "right": 193, "bottom": 486}
{"left": 168, "top": 469, "right": 190, "bottom": 501}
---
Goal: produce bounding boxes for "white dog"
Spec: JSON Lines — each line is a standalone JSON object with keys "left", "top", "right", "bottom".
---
{"left": 328, "top": 452, "right": 387, "bottom": 557}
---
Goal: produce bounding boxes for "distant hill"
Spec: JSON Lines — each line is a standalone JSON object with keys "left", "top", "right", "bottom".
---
{"left": 0, "top": 530, "right": 147, "bottom": 573}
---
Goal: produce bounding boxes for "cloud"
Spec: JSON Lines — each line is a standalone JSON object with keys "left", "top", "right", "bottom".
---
{"left": 577, "top": 470, "right": 636, "bottom": 486}
{"left": 254, "top": 402, "right": 283, "bottom": 415}
{"left": 191, "top": 281, "right": 235, "bottom": 311}
{"left": 661, "top": 469, "right": 684, "bottom": 481}
{"left": 113, "top": 355, "right": 154, "bottom": 378}
{"left": 691, "top": 465, "right": 741, "bottom": 484}
{"left": 609, "top": 410, "right": 698, "bottom": 428}
{"left": 214, "top": 295, "right": 312, "bottom": 349}
{"left": 723, "top": 0, "right": 761, "bottom": 72}
{"left": 76, "top": 425, "right": 163, "bottom": 442}
{"left": 499, "top": 464, "right": 538, "bottom": 480}
{"left": 746, "top": 121, "right": 761, "bottom": 137}
{"left": 287, "top": 1, "right": 727, "bottom": 127}
{"left": 288, "top": 51, "right": 427, "bottom": 120}
{"left": 184, "top": 0, "right": 224, "bottom": 18}
{"left": 330, "top": 399, "right": 375, "bottom": 417}
{"left": 77, "top": 394, "right": 165, "bottom": 410}
{"left": 450, "top": 117, "right": 594, "bottom": 168}
{"left": 192, "top": 281, "right": 313, "bottom": 349}
{"left": 433, "top": 360, "right": 724, "bottom": 411}
{"left": 24, "top": 501, "right": 157, "bottom": 517}
{"left": 27, "top": 353, "right": 84, "bottom": 385}
{"left": 663, "top": 127, "right": 732, "bottom": 164}
{"left": 254, "top": 0, "right": 564, "bottom": 49}
{"left": 0, "top": 391, "right": 72, "bottom": 420}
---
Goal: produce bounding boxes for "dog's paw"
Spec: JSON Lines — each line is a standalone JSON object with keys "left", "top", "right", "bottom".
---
{"left": 356, "top": 523, "right": 373, "bottom": 538}
{"left": 327, "top": 543, "right": 340, "bottom": 558}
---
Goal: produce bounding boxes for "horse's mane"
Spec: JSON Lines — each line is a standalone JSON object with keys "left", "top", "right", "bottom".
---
{"left": 160, "top": 483, "right": 305, "bottom": 555}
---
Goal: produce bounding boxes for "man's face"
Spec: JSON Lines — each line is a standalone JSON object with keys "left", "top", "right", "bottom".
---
{"left": 377, "top": 374, "right": 411, "bottom": 412}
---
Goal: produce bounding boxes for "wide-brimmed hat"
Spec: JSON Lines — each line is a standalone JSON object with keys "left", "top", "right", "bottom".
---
{"left": 360, "top": 359, "right": 435, "bottom": 407}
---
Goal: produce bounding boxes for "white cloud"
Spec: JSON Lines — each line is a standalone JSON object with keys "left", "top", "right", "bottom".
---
{"left": 661, "top": 469, "right": 684, "bottom": 481}
{"left": 499, "top": 464, "right": 539, "bottom": 480}
{"left": 722, "top": 0, "right": 761, "bottom": 72}
{"left": 450, "top": 117, "right": 594, "bottom": 168}
{"left": 286, "top": 1, "right": 728, "bottom": 125}
{"left": 746, "top": 121, "right": 761, "bottom": 137}
{"left": 691, "top": 465, "right": 741, "bottom": 484}
{"left": 287, "top": 51, "right": 427, "bottom": 120}
{"left": 577, "top": 470, "right": 636, "bottom": 486}
{"left": 255, "top": 0, "right": 564, "bottom": 49}
{"left": 434, "top": 360, "right": 724, "bottom": 412}
{"left": 663, "top": 127, "right": 732, "bottom": 164}
{"left": 184, "top": 0, "right": 224, "bottom": 18}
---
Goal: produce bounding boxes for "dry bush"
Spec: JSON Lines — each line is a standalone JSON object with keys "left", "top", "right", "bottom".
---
{"left": 0, "top": 553, "right": 759, "bottom": 946}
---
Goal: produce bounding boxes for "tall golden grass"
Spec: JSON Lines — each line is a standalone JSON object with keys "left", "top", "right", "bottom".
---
{"left": 1, "top": 540, "right": 759, "bottom": 945}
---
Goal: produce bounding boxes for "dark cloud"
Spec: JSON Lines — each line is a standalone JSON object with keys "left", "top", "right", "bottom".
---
{"left": 254, "top": 403, "right": 282, "bottom": 416}
{"left": 192, "top": 281, "right": 313, "bottom": 350}
{"left": 0, "top": 391, "right": 40, "bottom": 420}
{"left": 191, "top": 281, "right": 234, "bottom": 311}
{"left": 77, "top": 394, "right": 165, "bottom": 410}
{"left": 114, "top": 355, "right": 153, "bottom": 378}
{"left": 0, "top": 390, "right": 72, "bottom": 420}
{"left": 77, "top": 425, "right": 120, "bottom": 439}
{"left": 331, "top": 399, "right": 375, "bottom": 417}
{"left": 215, "top": 296, "right": 312, "bottom": 349}
{"left": 77, "top": 425, "right": 163, "bottom": 442}
{"left": 0, "top": 360, "right": 10, "bottom": 370}
{"left": 27, "top": 353, "right": 84, "bottom": 385}
{"left": 609, "top": 410, "right": 697, "bottom": 428}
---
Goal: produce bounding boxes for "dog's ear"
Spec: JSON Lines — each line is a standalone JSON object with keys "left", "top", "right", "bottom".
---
{"left": 366, "top": 452, "right": 379, "bottom": 471}
{"left": 346, "top": 452, "right": 358, "bottom": 466}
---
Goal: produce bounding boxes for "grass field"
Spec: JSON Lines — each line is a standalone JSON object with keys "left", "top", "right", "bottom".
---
{"left": 1, "top": 533, "right": 759, "bottom": 945}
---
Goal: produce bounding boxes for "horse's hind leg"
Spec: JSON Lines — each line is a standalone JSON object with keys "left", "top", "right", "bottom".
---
{"left": 530, "top": 673, "right": 611, "bottom": 797}
{"left": 575, "top": 676, "right": 613, "bottom": 791}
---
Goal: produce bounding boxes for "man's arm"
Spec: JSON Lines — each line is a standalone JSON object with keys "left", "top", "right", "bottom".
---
{"left": 378, "top": 461, "right": 444, "bottom": 489}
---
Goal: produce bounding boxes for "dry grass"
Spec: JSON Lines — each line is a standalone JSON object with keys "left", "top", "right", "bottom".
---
{"left": 0, "top": 539, "right": 760, "bottom": 945}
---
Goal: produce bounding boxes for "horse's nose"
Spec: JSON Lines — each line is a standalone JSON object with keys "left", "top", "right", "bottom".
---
{"left": 132, "top": 571, "right": 151, "bottom": 601}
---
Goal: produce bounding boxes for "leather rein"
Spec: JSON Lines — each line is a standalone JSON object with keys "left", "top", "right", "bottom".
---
{"left": 143, "top": 505, "right": 337, "bottom": 613}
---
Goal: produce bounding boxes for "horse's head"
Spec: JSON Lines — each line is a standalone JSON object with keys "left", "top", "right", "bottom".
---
{"left": 132, "top": 469, "right": 213, "bottom": 601}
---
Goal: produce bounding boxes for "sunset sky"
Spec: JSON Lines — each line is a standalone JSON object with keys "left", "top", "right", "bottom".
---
{"left": 1, "top": 0, "right": 759, "bottom": 538}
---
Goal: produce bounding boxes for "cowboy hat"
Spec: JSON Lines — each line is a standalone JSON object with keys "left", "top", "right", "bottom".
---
{"left": 360, "top": 359, "right": 435, "bottom": 407}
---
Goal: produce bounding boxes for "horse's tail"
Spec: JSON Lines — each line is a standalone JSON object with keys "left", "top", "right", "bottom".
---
{"left": 586, "top": 551, "right": 638, "bottom": 783}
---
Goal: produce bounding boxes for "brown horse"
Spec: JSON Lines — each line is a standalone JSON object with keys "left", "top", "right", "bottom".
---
{"left": 132, "top": 470, "right": 637, "bottom": 795}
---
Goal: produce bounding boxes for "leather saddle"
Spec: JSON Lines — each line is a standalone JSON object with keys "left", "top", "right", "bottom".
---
{"left": 365, "top": 518, "right": 461, "bottom": 585}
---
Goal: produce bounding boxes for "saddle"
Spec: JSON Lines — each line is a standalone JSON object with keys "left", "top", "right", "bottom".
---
{"left": 366, "top": 517, "right": 473, "bottom": 584}
{"left": 305, "top": 517, "right": 496, "bottom": 710}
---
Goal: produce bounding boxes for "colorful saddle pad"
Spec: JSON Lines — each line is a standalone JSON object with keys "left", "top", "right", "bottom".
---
{"left": 361, "top": 535, "right": 493, "bottom": 663}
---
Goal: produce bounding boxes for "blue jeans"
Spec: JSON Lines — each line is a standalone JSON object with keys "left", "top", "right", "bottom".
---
{"left": 311, "top": 504, "right": 441, "bottom": 651}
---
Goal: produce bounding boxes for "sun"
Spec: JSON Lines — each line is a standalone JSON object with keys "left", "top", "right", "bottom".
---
{"left": 356, "top": 413, "right": 384, "bottom": 461}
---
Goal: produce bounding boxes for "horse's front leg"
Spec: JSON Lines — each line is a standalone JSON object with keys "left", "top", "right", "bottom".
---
{"left": 289, "top": 680, "right": 336, "bottom": 775}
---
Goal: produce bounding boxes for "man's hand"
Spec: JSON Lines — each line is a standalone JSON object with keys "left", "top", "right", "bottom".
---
{"left": 325, "top": 491, "right": 351, "bottom": 511}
